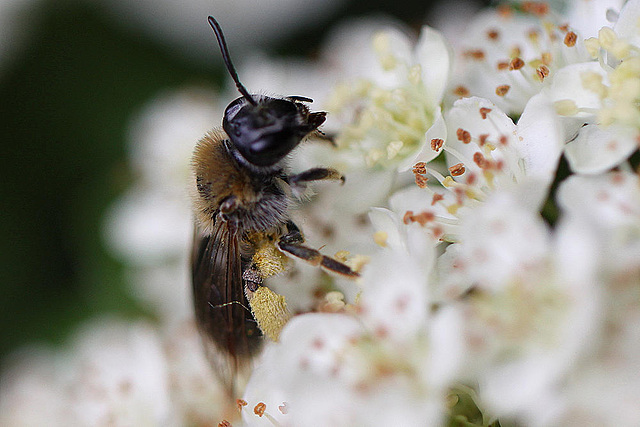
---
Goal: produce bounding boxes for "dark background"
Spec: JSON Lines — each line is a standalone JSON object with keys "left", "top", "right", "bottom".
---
{"left": 1, "top": 0, "right": 486, "bottom": 359}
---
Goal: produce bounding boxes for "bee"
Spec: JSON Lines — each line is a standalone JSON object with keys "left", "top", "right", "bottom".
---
{"left": 191, "top": 16, "right": 359, "bottom": 395}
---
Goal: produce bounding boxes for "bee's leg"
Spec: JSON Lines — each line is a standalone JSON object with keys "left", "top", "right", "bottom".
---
{"left": 288, "top": 167, "right": 345, "bottom": 188}
{"left": 309, "top": 129, "right": 337, "bottom": 146}
{"left": 278, "top": 221, "right": 359, "bottom": 278}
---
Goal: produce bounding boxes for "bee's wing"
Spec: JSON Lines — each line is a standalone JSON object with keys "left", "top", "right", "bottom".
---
{"left": 191, "top": 220, "right": 262, "bottom": 395}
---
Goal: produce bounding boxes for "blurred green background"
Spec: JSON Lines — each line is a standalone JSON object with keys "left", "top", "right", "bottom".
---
{"left": 1, "top": 0, "right": 483, "bottom": 360}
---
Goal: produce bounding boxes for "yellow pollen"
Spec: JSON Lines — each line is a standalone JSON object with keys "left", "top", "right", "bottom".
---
{"left": 581, "top": 71, "right": 607, "bottom": 98}
{"left": 387, "top": 140, "right": 404, "bottom": 159}
{"left": 584, "top": 37, "right": 601, "bottom": 59}
{"left": 598, "top": 27, "right": 617, "bottom": 51}
{"left": 373, "top": 231, "right": 388, "bottom": 247}
{"left": 250, "top": 287, "right": 291, "bottom": 342}
{"left": 409, "top": 64, "right": 422, "bottom": 85}
{"left": 553, "top": 99, "right": 579, "bottom": 116}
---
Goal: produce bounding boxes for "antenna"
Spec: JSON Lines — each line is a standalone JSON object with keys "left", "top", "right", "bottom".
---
{"left": 208, "top": 16, "right": 257, "bottom": 106}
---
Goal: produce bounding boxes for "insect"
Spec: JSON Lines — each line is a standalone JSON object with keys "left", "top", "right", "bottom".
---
{"left": 191, "top": 15, "right": 359, "bottom": 395}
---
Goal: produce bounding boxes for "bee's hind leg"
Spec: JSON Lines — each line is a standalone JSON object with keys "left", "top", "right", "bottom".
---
{"left": 277, "top": 221, "right": 359, "bottom": 278}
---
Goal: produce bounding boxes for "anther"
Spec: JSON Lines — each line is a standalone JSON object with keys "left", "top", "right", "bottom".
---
{"left": 415, "top": 174, "right": 428, "bottom": 188}
{"left": 496, "top": 85, "right": 511, "bottom": 96}
{"left": 431, "top": 138, "right": 444, "bottom": 151}
{"left": 456, "top": 128, "right": 471, "bottom": 144}
{"left": 254, "top": 402, "right": 267, "bottom": 417}
{"left": 564, "top": 31, "right": 577, "bottom": 47}
{"left": 431, "top": 193, "right": 444, "bottom": 205}
{"left": 479, "top": 108, "right": 492, "bottom": 119}
{"left": 536, "top": 65, "right": 550, "bottom": 81}
{"left": 487, "top": 29, "right": 500, "bottom": 40}
{"left": 464, "top": 49, "right": 486, "bottom": 60}
{"left": 479, "top": 134, "right": 489, "bottom": 146}
{"left": 453, "top": 85, "right": 470, "bottom": 97}
{"left": 509, "top": 57, "right": 525, "bottom": 70}
{"left": 449, "top": 163, "right": 466, "bottom": 176}
{"left": 237, "top": 399, "right": 248, "bottom": 410}
{"left": 412, "top": 162, "right": 427, "bottom": 174}
{"left": 497, "top": 61, "right": 510, "bottom": 71}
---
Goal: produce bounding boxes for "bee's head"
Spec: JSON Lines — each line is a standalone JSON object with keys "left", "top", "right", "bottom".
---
{"left": 223, "top": 95, "right": 326, "bottom": 166}
{"left": 207, "top": 16, "right": 326, "bottom": 167}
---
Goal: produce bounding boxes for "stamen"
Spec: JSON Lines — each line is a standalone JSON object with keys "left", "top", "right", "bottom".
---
{"left": 254, "top": 402, "right": 267, "bottom": 417}
{"left": 278, "top": 403, "right": 289, "bottom": 415}
{"left": 412, "top": 162, "right": 427, "bottom": 174}
{"left": 464, "top": 49, "right": 486, "bottom": 60}
{"left": 508, "top": 57, "right": 525, "bottom": 70}
{"left": 496, "top": 85, "right": 511, "bottom": 96}
{"left": 487, "top": 29, "right": 500, "bottom": 40}
{"left": 456, "top": 128, "right": 472, "bottom": 144}
{"left": 431, "top": 138, "right": 445, "bottom": 151}
{"left": 415, "top": 174, "right": 428, "bottom": 188}
{"left": 479, "top": 108, "right": 492, "bottom": 119}
{"left": 453, "top": 85, "right": 470, "bottom": 97}
{"left": 536, "top": 65, "right": 550, "bottom": 81}
{"left": 522, "top": 1, "right": 550, "bottom": 17}
{"left": 497, "top": 61, "right": 510, "bottom": 71}
{"left": 564, "top": 31, "right": 577, "bottom": 47}
{"left": 449, "top": 163, "right": 466, "bottom": 176}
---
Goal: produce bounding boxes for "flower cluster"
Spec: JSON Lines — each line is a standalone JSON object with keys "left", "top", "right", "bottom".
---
{"left": 3, "top": 1, "right": 640, "bottom": 426}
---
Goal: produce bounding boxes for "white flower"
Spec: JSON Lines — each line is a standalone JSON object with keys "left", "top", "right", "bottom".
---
{"left": 517, "top": 171, "right": 640, "bottom": 425}
{"left": 550, "top": 0, "right": 640, "bottom": 173}
{"left": 398, "top": 94, "right": 562, "bottom": 242}
{"left": 447, "top": 3, "right": 592, "bottom": 115}
{"left": 439, "top": 189, "right": 601, "bottom": 422}
{"left": 0, "top": 318, "right": 180, "bottom": 426}
{"left": 326, "top": 22, "right": 452, "bottom": 170}
{"left": 240, "top": 209, "right": 464, "bottom": 426}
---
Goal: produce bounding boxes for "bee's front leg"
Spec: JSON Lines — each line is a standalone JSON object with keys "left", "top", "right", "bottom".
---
{"left": 287, "top": 167, "right": 345, "bottom": 194}
{"left": 277, "top": 221, "right": 359, "bottom": 278}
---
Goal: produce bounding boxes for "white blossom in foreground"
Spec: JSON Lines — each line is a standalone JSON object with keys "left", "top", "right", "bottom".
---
{"left": 240, "top": 216, "right": 462, "bottom": 426}
{"left": 515, "top": 171, "right": 640, "bottom": 425}
{"left": 438, "top": 189, "right": 601, "bottom": 424}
